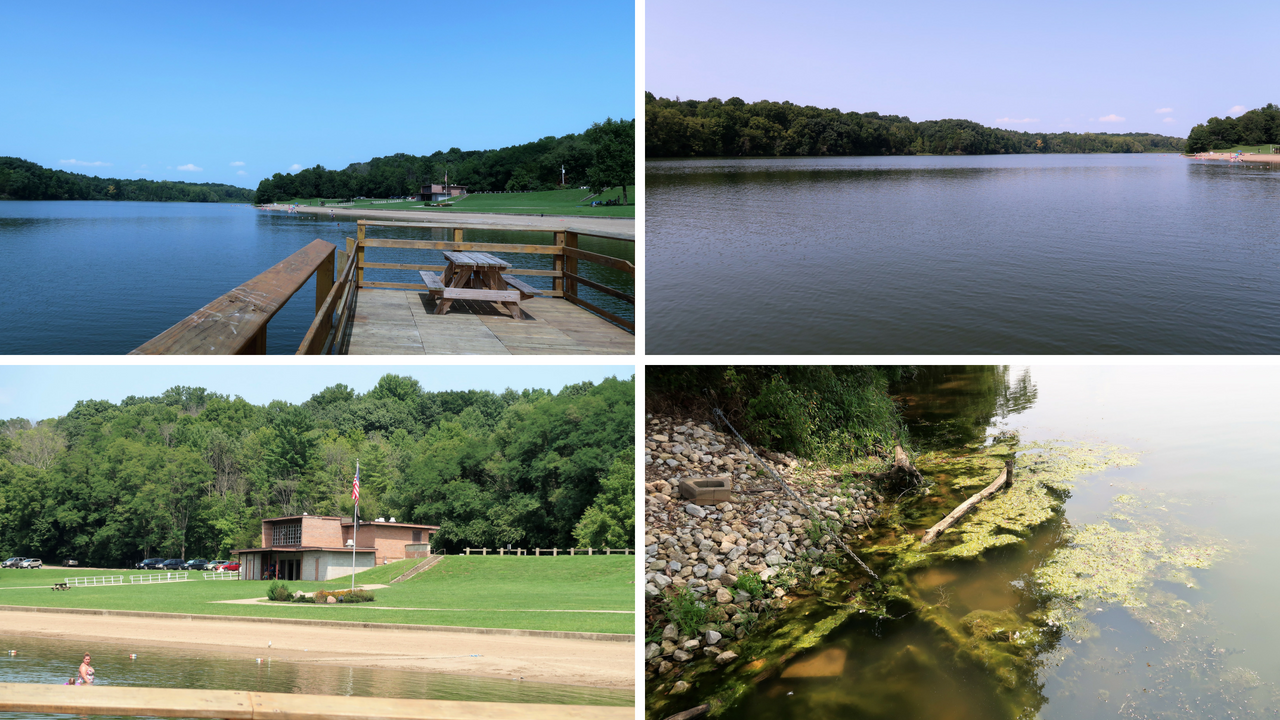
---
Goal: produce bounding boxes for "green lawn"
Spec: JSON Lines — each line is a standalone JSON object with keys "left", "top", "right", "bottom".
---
{"left": 0, "top": 557, "right": 634, "bottom": 635}
{"left": 277, "top": 187, "right": 637, "bottom": 218}
{"left": 1194, "top": 144, "right": 1279, "bottom": 154}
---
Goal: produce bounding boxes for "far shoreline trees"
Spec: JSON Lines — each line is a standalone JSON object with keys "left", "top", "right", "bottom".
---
{"left": 253, "top": 118, "right": 636, "bottom": 205}
{"left": 1184, "top": 104, "right": 1279, "bottom": 153}
{"left": 0, "top": 375, "right": 635, "bottom": 565}
{"left": 0, "top": 158, "right": 255, "bottom": 203}
{"left": 646, "top": 92, "right": 1186, "bottom": 157}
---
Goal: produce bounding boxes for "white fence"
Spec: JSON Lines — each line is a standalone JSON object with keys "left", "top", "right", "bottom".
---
{"left": 461, "top": 547, "right": 634, "bottom": 556}
{"left": 65, "top": 575, "right": 123, "bottom": 587}
{"left": 201, "top": 571, "right": 240, "bottom": 581}
{"left": 130, "top": 571, "right": 189, "bottom": 584}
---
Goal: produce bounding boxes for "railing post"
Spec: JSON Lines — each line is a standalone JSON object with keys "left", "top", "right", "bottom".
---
{"left": 315, "top": 249, "right": 334, "bottom": 343}
{"left": 553, "top": 231, "right": 566, "bottom": 294}
{"left": 565, "top": 231, "right": 579, "bottom": 300}
{"left": 356, "top": 222, "right": 366, "bottom": 287}
{"left": 237, "top": 327, "right": 267, "bottom": 354}
{"left": 452, "top": 228, "right": 463, "bottom": 243}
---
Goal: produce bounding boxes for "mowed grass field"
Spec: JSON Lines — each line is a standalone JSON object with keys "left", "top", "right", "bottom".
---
{"left": 279, "top": 187, "right": 637, "bottom": 218}
{"left": 0, "top": 556, "right": 633, "bottom": 635}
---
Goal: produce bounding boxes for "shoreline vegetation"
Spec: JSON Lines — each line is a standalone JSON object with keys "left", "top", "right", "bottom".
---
{"left": 0, "top": 157, "right": 254, "bottom": 203}
{"left": 646, "top": 92, "right": 1186, "bottom": 158}
{"left": 261, "top": 185, "right": 639, "bottom": 220}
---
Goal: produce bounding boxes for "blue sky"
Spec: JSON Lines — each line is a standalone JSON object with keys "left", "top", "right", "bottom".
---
{"left": 0, "top": 365, "right": 634, "bottom": 423}
{"left": 646, "top": 0, "right": 1277, "bottom": 138}
{"left": 3, "top": 1, "right": 635, "bottom": 188}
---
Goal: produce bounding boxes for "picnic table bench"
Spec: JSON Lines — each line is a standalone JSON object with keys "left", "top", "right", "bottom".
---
{"left": 418, "top": 251, "right": 540, "bottom": 319}
{"left": 51, "top": 582, "right": 69, "bottom": 591}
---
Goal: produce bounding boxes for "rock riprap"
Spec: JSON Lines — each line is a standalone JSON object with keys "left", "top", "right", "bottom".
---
{"left": 644, "top": 414, "right": 882, "bottom": 674}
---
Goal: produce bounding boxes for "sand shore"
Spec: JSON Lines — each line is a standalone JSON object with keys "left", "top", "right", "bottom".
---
{"left": 1190, "top": 151, "right": 1280, "bottom": 163}
{"left": 0, "top": 610, "right": 633, "bottom": 690}
{"left": 259, "top": 204, "right": 634, "bottom": 237}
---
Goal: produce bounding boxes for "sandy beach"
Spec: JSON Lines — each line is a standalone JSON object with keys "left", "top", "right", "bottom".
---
{"left": 259, "top": 204, "right": 634, "bottom": 237}
{"left": 1190, "top": 151, "right": 1280, "bottom": 163}
{"left": 0, "top": 610, "right": 634, "bottom": 690}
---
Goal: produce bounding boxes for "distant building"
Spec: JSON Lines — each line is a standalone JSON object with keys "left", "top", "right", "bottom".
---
{"left": 233, "top": 514, "right": 439, "bottom": 581}
{"left": 418, "top": 184, "right": 468, "bottom": 202}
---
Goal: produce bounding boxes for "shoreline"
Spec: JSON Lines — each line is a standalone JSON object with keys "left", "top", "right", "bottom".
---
{"left": 259, "top": 203, "right": 634, "bottom": 236}
{"left": 1190, "top": 151, "right": 1280, "bottom": 163}
{"left": 0, "top": 609, "right": 634, "bottom": 690}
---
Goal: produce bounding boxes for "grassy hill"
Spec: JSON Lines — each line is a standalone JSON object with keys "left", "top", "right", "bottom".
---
{"left": 277, "top": 186, "right": 636, "bottom": 218}
{"left": 0, "top": 556, "right": 633, "bottom": 634}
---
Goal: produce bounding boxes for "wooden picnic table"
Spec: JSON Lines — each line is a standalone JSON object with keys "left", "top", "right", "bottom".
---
{"left": 419, "top": 251, "right": 541, "bottom": 319}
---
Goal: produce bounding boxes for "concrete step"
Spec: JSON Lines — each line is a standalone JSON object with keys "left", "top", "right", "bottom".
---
{"left": 390, "top": 554, "right": 443, "bottom": 584}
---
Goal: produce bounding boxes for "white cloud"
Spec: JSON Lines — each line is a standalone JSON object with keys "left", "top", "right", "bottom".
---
{"left": 59, "top": 159, "right": 111, "bottom": 167}
{"left": 236, "top": 170, "right": 247, "bottom": 176}
{"left": 1155, "top": 108, "right": 1173, "bottom": 114}
{"left": 177, "top": 163, "right": 202, "bottom": 172}
{"left": 288, "top": 164, "right": 303, "bottom": 172}
{"left": 1098, "top": 114, "right": 1125, "bottom": 123}
{"left": 1229, "top": 105, "right": 1247, "bottom": 115}
{"left": 1163, "top": 117, "right": 1175, "bottom": 123}
{"left": 996, "top": 117, "right": 1039, "bottom": 124}
{"left": 230, "top": 161, "right": 245, "bottom": 166}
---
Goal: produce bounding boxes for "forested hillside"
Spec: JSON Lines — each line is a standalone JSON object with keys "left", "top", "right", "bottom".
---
{"left": 1184, "top": 103, "right": 1280, "bottom": 152}
{"left": 0, "top": 375, "right": 634, "bottom": 566}
{"left": 646, "top": 93, "right": 1186, "bottom": 157}
{"left": 0, "top": 157, "right": 255, "bottom": 202}
{"left": 252, "top": 118, "right": 635, "bottom": 203}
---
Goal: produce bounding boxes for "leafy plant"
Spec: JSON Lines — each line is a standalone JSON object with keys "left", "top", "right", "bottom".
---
{"left": 266, "top": 581, "right": 291, "bottom": 602}
{"left": 733, "top": 571, "right": 765, "bottom": 599}
{"left": 665, "top": 588, "right": 710, "bottom": 636}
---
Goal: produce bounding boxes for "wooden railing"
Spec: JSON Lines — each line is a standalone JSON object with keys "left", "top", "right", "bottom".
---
{"left": 0, "top": 682, "right": 631, "bottom": 720}
{"left": 461, "top": 547, "right": 634, "bottom": 556}
{"left": 296, "top": 219, "right": 634, "bottom": 354}
{"left": 132, "top": 239, "right": 335, "bottom": 355}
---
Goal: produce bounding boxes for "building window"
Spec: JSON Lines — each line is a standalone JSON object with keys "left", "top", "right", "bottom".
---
{"left": 272, "top": 522, "right": 302, "bottom": 546}
{"left": 412, "top": 530, "right": 422, "bottom": 543}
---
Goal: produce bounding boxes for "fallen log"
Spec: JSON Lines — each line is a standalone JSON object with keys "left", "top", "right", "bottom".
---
{"left": 662, "top": 705, "right": 710, "bottom": 720}
{"left": 920, "top": 459, "right": 1015, "bottom": 545}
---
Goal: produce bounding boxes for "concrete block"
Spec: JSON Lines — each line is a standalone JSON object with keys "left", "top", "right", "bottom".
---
{"left": 679, "top": 477, "right": 732, "bottom": 504}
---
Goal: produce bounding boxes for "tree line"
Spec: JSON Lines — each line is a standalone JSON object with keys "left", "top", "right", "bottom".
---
{"left": 646, "top": 93, "right": 1186, "bottom": 157}
{"left": 0, "top": 375, "right": 634, "bottom": 566}
{"left": 253, "top": 118, "right": 636, "bottom": 204}
{"left": 0, "top": 157, "right": 255, "bottom": 203}
{"left": 1185, "top": 103, "right": 1280, "bottom": 152}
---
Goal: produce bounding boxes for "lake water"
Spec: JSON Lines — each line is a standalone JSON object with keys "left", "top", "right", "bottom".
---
{"left": 646, "top": 155, "right": 1280, "bottom": 354}
{"left": 0, "top": 634, "right": 629, "bottom": 719}
{"left": 651, "top": 366, "right": 1280, "bottom": 719}
{"left": 0, "top": 202, "right": 634, "bottom": 354}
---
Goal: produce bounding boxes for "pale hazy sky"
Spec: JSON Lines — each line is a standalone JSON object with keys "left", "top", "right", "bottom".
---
{"left": 646, "top": 0, "right": 1276, "bottom": 137}
{"left": 0, "top": 365, "right": 633, "bottom": 423}
{"left": 3, "top": 1, "right": 634, "bottom": 188}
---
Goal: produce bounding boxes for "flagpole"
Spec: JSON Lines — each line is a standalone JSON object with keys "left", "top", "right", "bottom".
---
{"left": 352, "top": 458, "right": 359, "bottom": 592}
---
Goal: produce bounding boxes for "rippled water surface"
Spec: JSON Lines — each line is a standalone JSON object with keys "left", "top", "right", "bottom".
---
{"left": 0, "top": 202, "right": 633, "bottom": 354}
{"left": 0, "top": 633, "right": 630, "bottom": 719}
{"left": 646, "top": 155, "right": 1280, "bottom": 353}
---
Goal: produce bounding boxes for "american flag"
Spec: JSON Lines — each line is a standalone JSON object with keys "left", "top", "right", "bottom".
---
{"left": 352, "top": 466, "right": 360, "bottom": 502}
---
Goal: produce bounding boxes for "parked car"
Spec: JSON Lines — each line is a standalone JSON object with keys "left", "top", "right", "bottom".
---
{"left": 137, "top": 558, "right": 165, "bottom": 570}
{"left": 19, "top": 558, "right": 42, "bottom": 569}
{"left": 160, "top": 559, "right": 184, "bottom": 571}
{"left": 183, "top": 559, "right": 210, "bottom": 571}
{"left": 221, "top": 562, "right": 241, "bottom": 573}
{"left": 2, "top": 557, "right": 25, "bottom": 569}
{"left": 62, "top": 559, "right": 79, "bottom": 567}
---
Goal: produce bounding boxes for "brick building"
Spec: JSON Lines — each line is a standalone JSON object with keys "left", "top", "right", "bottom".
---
{"left": 233, "top": 514, "right": 439, "bottom": 581}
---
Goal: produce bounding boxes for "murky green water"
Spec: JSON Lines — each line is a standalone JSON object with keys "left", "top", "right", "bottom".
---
{"left": 652, "top": 366, "right": 1280, "bottom": 719}
{"left": 0, "top": 634, "right": 630, "bottom": 719}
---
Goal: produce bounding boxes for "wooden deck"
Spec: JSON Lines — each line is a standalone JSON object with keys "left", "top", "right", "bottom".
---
{"left": 345, "top": 289, "right": 633, "bottom": 355}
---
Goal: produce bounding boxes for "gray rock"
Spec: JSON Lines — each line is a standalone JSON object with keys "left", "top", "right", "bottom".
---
{"left": 716, "top": 587, "right": 734, "bottom": 604}
{"left": 708, "top": 564, "right": 725, "bottom": 580}
{"left": 705, "top": 630, "right": 722, "bottom": 646}
{"left": 653, "top": 574, "right": 672, "bottom": 589}
{"left": 715, "top": 651, "right": 739, "bottom": 665}
{"left": 662, "top": 623, "right": 679, "bottom": 641}
{"left": 667, "top": 561, "right": 682, "bottom": 573}
{"left": 727, "top": 546, "right": 746, "bottom": 561}
{"left": 764, "top": 553, "right": 784, "bottom": 566}
{"left": 671, "top": 680, "right": 690, "bottom": 693}
{"left": 645, "top": 583, "right": 660, "bottom": 597}
{"left": 693, "top": 563, "right": 708, "bottom": 578}
{"left": 672, "top": 649, "right": 692, "bottom": 662}
{"left": 682, "top": 639, "right": 701, "bottom": 651}
{"left": 658, "top": 660, "right": 673, "bottom": 675}
{"left": 645, "top": 643, "right": 661, "bottom": 660}
{"left": 685, "top": 504, "right": 707, "bottom": 519}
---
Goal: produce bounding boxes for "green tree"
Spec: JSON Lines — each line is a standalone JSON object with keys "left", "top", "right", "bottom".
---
{"left": 585, "top": 118, "right": 636, "bottom": 203}
{"left": 573, "top": 448, "right": 634, "bottom": 549}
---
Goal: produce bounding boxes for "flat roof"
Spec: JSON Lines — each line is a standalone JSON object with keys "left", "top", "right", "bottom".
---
{"left": 233, "top": 546, "right": 375, "bottom": 554}
{"left": 342, "top": 521, "right": 439, "bottom": 529}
